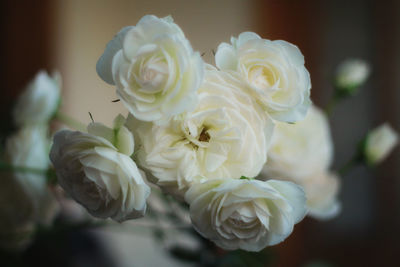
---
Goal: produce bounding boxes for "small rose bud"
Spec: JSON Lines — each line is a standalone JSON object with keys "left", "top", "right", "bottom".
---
{"left": 365, "top": 123, "right": 398, "bottom": 165}
{"left": 335, "top": 59, "right": 370, "bottom": 95}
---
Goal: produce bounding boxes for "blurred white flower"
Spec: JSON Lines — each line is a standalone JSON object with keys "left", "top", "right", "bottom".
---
{"left": 50, "top": 115, "right": 150, "bottom": 222}
{"left": 5, "top": 126, "right": 59, "bottom": 226}
{"left": 0, "top": 173, "right": 36, "bottom": 251}
{"left": 215, "top": 32, "right": 311, "bottom": 122}
{"left": 13, "top": 71, "right": 61, "bottom": 127}
{"left": 260, "top": 106, "right": 341, "bottom": 220}
{"left": 365, "top": 123, "right": 398, "bottom": 165}
{"left": 336, "top": 59, "right": 370, "bottom": 91}
{"left": 97, "top": 15, "right": 204, "bottom": 122}
{"left": 261, "top": 105, "right": 333, "bottom": 180}
{"left": 185, "top": 178, "right": 307, "bottom": 251}
{"left": 129, "top": 69, "right": 274, "bottom": 198}
{"left": 302, "top": 171, "right": 341, "bottom": 220}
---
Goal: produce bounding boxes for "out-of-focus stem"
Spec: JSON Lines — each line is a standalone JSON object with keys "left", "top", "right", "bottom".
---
{"left": 54, "top": 112, "right": 86, "bottom": 132}
{"left": 0, "top": 161, "right": 48, "bottom": 175}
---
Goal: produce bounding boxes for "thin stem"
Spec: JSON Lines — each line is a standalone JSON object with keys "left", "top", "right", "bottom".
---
{"left": 338, "top": 153, "right": 361, "bottom": 177}
{"left": 0, "top": 161, "right": 57, "bottom": 184}
{"left": 324, "top": 96, "right": 339, "bottom": 117}
{"left": 0, "top": 161, "right": 48, "bottom": 175}
{"left": 54, "top": 111, "right": 86, "bottom": 132}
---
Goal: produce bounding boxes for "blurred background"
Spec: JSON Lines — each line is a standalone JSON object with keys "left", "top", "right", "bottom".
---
{"left": 1, "top": 0, "right": 399, "bottom": 266}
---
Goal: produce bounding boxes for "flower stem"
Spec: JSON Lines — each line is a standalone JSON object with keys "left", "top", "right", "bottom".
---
{"left": 338, "top": 158, "right": 356, "bottom": 176}
{"left": 0, "top": 161, "right": 57, "bottom": 184}
{"left": 324, "top": 95, "right": 340, "bottom": 117}
{"left": 54, "top": 111, "right": 86, "bottom": 132}
{"left": 0, "top": 161, "right": 48, "bottom": 175}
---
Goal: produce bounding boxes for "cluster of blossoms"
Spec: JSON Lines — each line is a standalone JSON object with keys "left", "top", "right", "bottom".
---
{"left": 1, "top": 72, "right": 61, "bottom": 250}
{"left": 47, "top": 15, "right": 397, "bottom": 252}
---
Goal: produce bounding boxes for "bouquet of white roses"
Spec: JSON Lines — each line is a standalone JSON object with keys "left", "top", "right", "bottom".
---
{"left": 1, "top": 14, "right": 398, "bottom": 264}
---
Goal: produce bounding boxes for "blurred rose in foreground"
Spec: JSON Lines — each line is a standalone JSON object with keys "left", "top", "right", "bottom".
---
{"left": 13, "top": 71, "right": 61, "bottom": 127}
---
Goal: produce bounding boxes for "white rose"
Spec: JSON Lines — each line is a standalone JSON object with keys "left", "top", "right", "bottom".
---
{"left": 365, "top": 123, "right": 398, "bottom": 165}
{"left": 50, "top": 115, "right": 150, "bottom": 222}
{"left": 336, "top": 59, "right": 370, "bottom": 91}
{"left": 13, "top": 70, "right": 61, "bottom": 127}
{"left": 215, "top": 32, "right": 311, "bottom": 122}
{"left": 0, "top": 173, "right": 36, "bottom": 251}
{"left": 5, "top": 126, "right": 59, "bottom": 226}
{"left": 97, "top": 15, "right": 204, "bottom": 122}
{"left": 129, "top": 70, "right": 274, "bottom": 197}
{"left": 301, "top": 171, "right": 341, "bottom": 220}
{"left": 259, "top": 106, "right": 340, "bottom": 219}
{"left": 185, "top": 178, "right": 307, "bottom": 251}
{"left": 261, "top": 105, "right": 333, "bottom": 180}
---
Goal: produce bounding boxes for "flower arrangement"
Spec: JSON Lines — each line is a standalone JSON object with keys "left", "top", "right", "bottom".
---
{"left": 0, "top": 14, "right": 398, "bottom": 264}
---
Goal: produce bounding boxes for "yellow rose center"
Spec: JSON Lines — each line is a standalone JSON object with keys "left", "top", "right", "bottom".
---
{"left": 248, "top": 65, "right": 277, "bottom": 91}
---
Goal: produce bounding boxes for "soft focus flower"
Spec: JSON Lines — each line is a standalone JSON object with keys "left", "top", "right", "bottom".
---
{"left": 261, "top": 106, "right": 333, "bottom": 180}
{"left": 50, "top": 115, "right": 150, "bottom": 222}
{"left": 365, "top": 123, "right": 398, "bottom": 165}
{"left": 129, "top": 69, "right": 274, "bottom": 198}
{"left": 185, "top": 178, "right": 307, "bottom": 251}
{"left": 301, "top": 171, "right": 341, "bottom": 220}
{"left": 335, "top": 59, "right": 370, "bottom": 93}
{"left": 0, "top": 173, "right": 36, "bottom": 251}
{"left": 97, "top": 15, "right": 204, "bottom": 122}
{"left": 1, "top": 126, "right": 59, "bottom": 250}
{"left": 260, "top": 106, "right": 340, "bottom": 219}
{"left": 215, "top": 32, "right": 311, "bottom": 122}
{"left": 13, "top": 71, "right": 61, "bottom": 127}
{"left": 5, "top": 126, "right": 59, "bottom": 226}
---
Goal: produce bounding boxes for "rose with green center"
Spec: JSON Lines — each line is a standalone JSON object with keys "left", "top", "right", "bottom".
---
{"left": 50, "top": 115, "right": 150, "bottom": 222}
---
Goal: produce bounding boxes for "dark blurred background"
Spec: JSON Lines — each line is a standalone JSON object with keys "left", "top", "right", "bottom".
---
{"left": 1, "top": 0, "right": 399, "bottom": 266}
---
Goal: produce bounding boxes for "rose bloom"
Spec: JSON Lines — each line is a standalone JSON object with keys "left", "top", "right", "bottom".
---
{"left": 185, "top": 178, "right": 307, "bottom": 251}
{"left": 129, "top": 69, "right": 274, "bottom": 198}
{"left": 0, "top": 173, "right": 35, "bottom": 251}
{"left": 215, "top": 32, "right": 311, "bottom": 122}
{"left": 260, "top": 106, "right": 340, "bottom": 219}
{"left": 261, "top": 105, "right": 333, "bottom": 180}
{"left": 301, "top": 171, "right": 341, "bottom": 220}
{"left": 5, "top": 126, "right": 59, "bottom": 226}
{"left": 1, "top": 125, "right": 59, "bottom": 251}
{"left": 365, "top": 123, "right": 398, "bottom": 165}
{"left": 50, "top": 115, "right": 150, "bottom": 222}
{"left": 13, "top": 71, "right": 61, "bottom": 127}
{"left": 97, "top": 15, "right": 204, "bottom": 122}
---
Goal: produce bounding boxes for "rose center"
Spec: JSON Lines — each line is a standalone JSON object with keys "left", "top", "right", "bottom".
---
{"left": 198, "top": 128, "right": 210, "bottom": 142}
{"left": 137, "top": 56, "right": 168, "bottom": 91}
{"left": 248, "top": 66, "right": 276, "bottom": 90}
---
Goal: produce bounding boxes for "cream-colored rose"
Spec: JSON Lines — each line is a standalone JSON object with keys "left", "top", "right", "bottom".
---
{"left": 365, "top": 123, "right": 398, "bottom": 165}
{"left": 50, "top": 115, "right": 150, "bottom": 222}
{"left": 261, "top": 105, "right": 333, "bottom": 180}
{"left": 215, "top": 32, "right": 311, "bottom": 122}
{"left": 336, "top": 59, "right": 370, "bottom": 91}
{"left": 13, "top": 71, "right": 61, "bottom": 127}
{"left": 5, "top": 126, "right": 59, "bottom": 226}
{"left": 259, "top": 106, "right": 340, "bottom": 219}
{"left": 129, "top": 70, "right": 274, "bottom": 197}
{"left": 185, "top": 178, "right": 307, "bottom": 251}
{"left": 301, "top": 171, "right": 341, "bottom": 220}
{"left": 97, "top": 15, "right": 204, "bottom": 122}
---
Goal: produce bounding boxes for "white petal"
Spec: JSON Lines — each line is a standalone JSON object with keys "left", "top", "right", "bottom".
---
{"left": 96, "top": 26, "right": 132, "bottom": 85}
